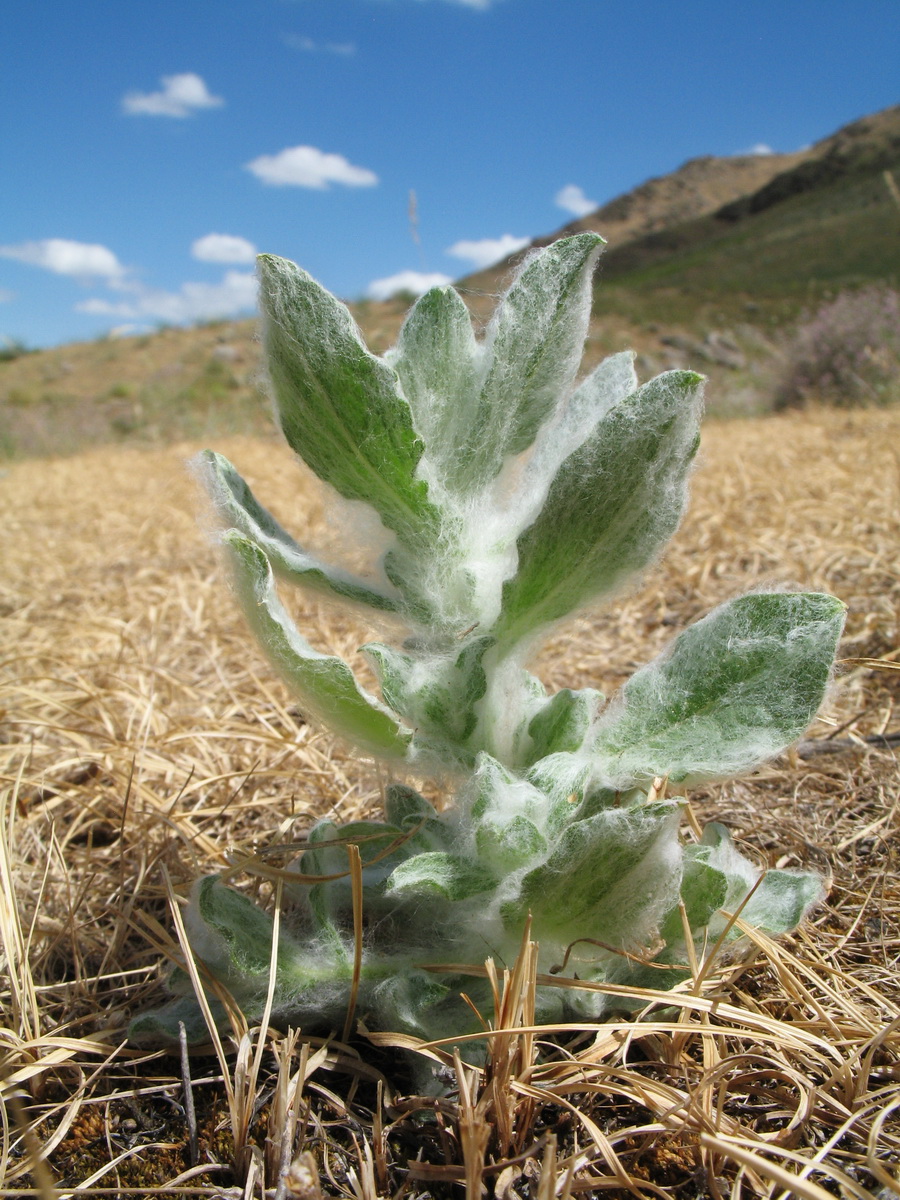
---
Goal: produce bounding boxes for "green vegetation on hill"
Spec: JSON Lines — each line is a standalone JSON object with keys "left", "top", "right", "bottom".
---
{"left": 594, "top": 154, "right": 900, "bottom": 331}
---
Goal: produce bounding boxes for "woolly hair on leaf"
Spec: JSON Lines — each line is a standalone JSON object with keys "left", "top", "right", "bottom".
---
{"left": 697, "top": 822, "right": 827, "bottom": 937}
{"left": 505, "top": 803, "right": 684, "bottom": 949}
{"left": 258, "top": 253, "right": 442, "bottom": 554}
{"left": 494, "top": 349, "right": 639, "bottom": 542}
{"left": 384, "top": 283, "right": 481, "bottom": 490}
{"left": 221, "top": 530, "right": 413, "bottom": 762}
{"left": 197, "top": 449, "right": 402, "bottom": 614}
{"left": 493, "top": 369, "right": 704, "bottom": 654}
{"left": 441, "top": 232, "right": 605, "bottom": 493}
{"left": 590, "top": 591, "right": 846, "bottom": 790}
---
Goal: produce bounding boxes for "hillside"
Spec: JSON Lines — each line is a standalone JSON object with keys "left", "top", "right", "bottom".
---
{"left": 2, "top": 104, "right": 898, "bottom": 458}
{"left": 458, "top": 147, "right": 810, "bottom": 316}
{"left": 591, "top": 103, "right": 900, "bottom": 328}
{"left": 462, "top": 103, "right": 900, "bottom": 332}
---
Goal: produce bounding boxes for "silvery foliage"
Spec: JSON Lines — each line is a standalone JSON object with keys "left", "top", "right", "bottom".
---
{"left": 131, "top": 234, "right": 844, "bottom": 1050}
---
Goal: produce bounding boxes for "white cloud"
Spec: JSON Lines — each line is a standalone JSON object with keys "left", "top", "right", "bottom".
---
{"left": 191, "top": 233, "right": 257, "bottom": 264}
{"left": 0, "top": 238, "right": 126, "bottom": 280}
{"left": 555, "top": 184, "right": 598, "bottom": 217}
{"left": 282, "top": 34, "right": 356, "bottom": 54}
{"left": 246, "top": 145, "right": 378, "bottom": 189}
{"left": 76, "top": 271, "right": 258, "bottom": 325}
{"left": 367, "top": 270, "right": 452, "bottom": 301}
{"left": 445, "top": 234, "right": 529, "bottom": 270}
{"left": 735, "top": 143, "right": 774, "bottom": 156}
{"left": 123, "top": 73, "right": 224, "bottom": 118}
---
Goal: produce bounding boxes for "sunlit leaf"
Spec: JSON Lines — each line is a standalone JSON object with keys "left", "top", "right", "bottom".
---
{"left": 222, "top": 532, "right": 412, "bottom": 760}
{"left": 198, "top": 450, "right": 401, "bottom": 612}
{"left": 258, "top": 254, "right": 441, "bottom": 549}
{"left": 451, "top": 233, "right": 605, "bottom": 489}
{"left": 591, "top": 592, "right": 846, "bottom": 788}
{"left": 495, "top": 370, "right": 704, "bottom": 649}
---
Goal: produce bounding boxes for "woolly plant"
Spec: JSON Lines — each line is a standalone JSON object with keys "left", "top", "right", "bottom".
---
{"left": 131, "top": 233, "right": 844, "bottom": 1054}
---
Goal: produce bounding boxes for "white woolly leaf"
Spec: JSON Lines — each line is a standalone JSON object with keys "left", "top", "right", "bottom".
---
{"left": 362, "top": 636, "right": 493, "bottom": 755}
{"left": 452, "top": 233, "right": 605, "bottom": 490}
{"left": 299, "top": 819, "right": 404, "bottom": 879}
{"left": 590, "top": 592, "right": 846, "bottom": 789}
{"left": 189, "top": 876, "right": 288, "bottom": 980}
{"left": 129, "top": 995, "right": 227, "bottom": 1047}
{"left": 495, "top": 370, "right": 704, "bottom": 650}
{"left": 477, "top": 815, "right": 547, "bottom": 872}
{"left": 386, "top": 284, "right": 480, "bottom": 478}
{"left": 699, "top": 822, "right": 825, "bottom": 936}
{"left": 386, "top": 852, "right": 497, "bottom": 901}
{"left": 462, "top": 752, "right": 555, "bottom": 865}
{"left": 184, "top": 877, "right": 320, "bottom": 1006}
{"left": 198, "top": 450, "right": 401, "bottom": 613}
{"left": 503, "top": 350, "right": 639, "bottom": 539}
{"left": 383, "top": 783, "right": 439, "bottom": 829}
{"left": 525, "top": 687, "right": 604, "bottom": 763}
{"left": 740, "top": 869, "right": 825, "bottom": 933}
{"left": 258, "top": 254, "right": 441, "bottom": 550}
{"left": 659, "top": 847, "right": 728, "bottom": 945}
{"left": 222, "top": 531, "right": 412, "bottom": 760}
{"left": 505, "top": 803, "right": 683, "bottom": 946}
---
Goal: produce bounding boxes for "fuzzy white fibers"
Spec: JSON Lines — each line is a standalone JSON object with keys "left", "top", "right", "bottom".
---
{"left": 591, "top": 590, "right": 845, "bottom": 790}
{"left": 402, "top": 351, "right": 638, "bottom": 640}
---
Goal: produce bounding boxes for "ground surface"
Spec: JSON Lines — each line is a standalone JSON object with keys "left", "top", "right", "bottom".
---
{"left": 1, "top": 406, "right": 899, "bottom": 1198}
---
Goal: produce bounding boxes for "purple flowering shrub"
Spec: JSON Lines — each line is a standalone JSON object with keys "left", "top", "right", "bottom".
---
{"left": 776, "top": 286, "right": 900, "bottom": 409}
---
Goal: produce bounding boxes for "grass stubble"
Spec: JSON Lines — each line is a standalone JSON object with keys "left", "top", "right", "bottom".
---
{"left": 1, "top": 406, "right": 898, "bottom": 1198}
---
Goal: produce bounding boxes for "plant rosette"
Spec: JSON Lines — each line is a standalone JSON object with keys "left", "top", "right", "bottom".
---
{"left": 130, "top": 234, "right": 844, "bottom": 1059}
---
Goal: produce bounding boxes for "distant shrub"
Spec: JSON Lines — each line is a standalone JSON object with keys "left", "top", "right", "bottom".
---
{"left": 0, "top": 337, "right": 33, "bottom": 363}
{"left": 775, "top": 286, "right": 900, "bottom": 409}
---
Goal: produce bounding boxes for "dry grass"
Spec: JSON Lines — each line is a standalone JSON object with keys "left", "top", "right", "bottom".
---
{"left": 1, "top": 405, "right": 899, "bottom": 1198}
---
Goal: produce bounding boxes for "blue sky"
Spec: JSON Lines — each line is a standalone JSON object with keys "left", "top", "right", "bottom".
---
{"left": 2, "top": 0, "right": 898, "bottom": 348}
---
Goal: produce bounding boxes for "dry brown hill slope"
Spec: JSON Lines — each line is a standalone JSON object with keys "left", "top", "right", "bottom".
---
{"left": 459, "top": 102, "right": 900, "bottom": 309}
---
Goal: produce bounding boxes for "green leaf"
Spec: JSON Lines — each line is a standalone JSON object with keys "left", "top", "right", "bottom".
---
{"left": 476, "top": 814, "right": 547, "bottom": 873}
{"left": 299, "top": 818, "right": 402, "bottom": 876}
{"left": 503, "top": 351, "right": 639, "bottom": 538}
{"left": 495, "top": 370, "right": 704, "bottom": 650}
{"left": 371, "top": 969, "right": 452, "bottom": 1040}
{"left": 739, "top": 869, "right": 825, "bottom": 934}
{"left": 129, "top": 994, "right": 225, "bottom": 1048}
{"left": 698, "top": 823, "right": 824, "bottom": 936}
{"left": 197, "top": 450, "right": 401, "bottom": 613}
{"left": 362, "top": 636, "right": 494, "bottom": 756}
{"left": 191, "top": 876, "right": 283, "bottom": 980}
{"left": 384, "top": 783, "right": 438, "bottom": 828}
{"left": 386, "top": 852, "right": 497, "bottom": 901}
{"left": 526, "top": 687, "right": 604, "bottom": 763}
{"left": 222, "top": 531, "right": 412, "bottom": 760}
{"left": 591, "top": 592, "right": 846, "bottom": 789}
{"left": 524, "top": 750, "right": 598, "bottom": 836}
{"left": 462, "top": 753, "right": 550, "bottom": 870}
{"left": 185, "top": 877, "right": 316, "bottom": 1005}
{"left": 659, "top": 846, "right": 728, "bottom": 945}
{"left": 506, "top": 803, "right": 682, "bottom": 946}
{"left": 258, "top": 254, "right": 440, "bottom": 550}
{"left": 384, "top": 784, "right": 452, "bottom": 853}
{"left": 452, "top": 233, "right": 605, "bottom": 490}
{"left": 386, "top": 285, "right": 480, "bottom": 481}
